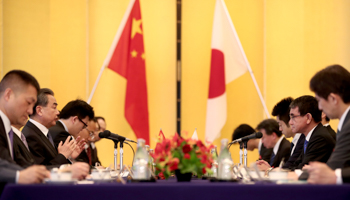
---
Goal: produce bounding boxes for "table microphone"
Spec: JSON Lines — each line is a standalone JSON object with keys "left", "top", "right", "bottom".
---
{"left": 99, "top": 130, "right": 137, "bottom": 143}
{"left": 229, "top": 132, "right": 263, "bottom": 144}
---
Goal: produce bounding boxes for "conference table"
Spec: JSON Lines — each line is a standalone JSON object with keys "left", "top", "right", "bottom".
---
{"left": 1, "top": 178, "right": 350, "bottom": 200}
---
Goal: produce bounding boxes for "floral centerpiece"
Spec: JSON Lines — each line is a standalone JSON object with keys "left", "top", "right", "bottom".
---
{"left": 152, "top": 132, "right": 214, "bottom": 180}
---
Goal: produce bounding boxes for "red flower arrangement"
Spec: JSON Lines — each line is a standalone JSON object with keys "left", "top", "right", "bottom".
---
{"left": 152, "top": 132, "right": 214, "bottom": 179}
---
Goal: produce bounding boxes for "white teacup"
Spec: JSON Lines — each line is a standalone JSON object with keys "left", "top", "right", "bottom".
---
{"left": 268, "top": 171, "right": 288, "bottom": 181}
{"left": 91, "top": 169, "right": 111, "bottom": 180}
{"left": 50, "top": 171, "right": 72, "bottom": 181}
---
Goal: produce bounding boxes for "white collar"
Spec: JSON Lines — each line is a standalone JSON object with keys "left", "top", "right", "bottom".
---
{"left": 273, "top": 135, "right": 284, "bottom": 155}
{"left": 338, "top": 106, "right": 350, "bottom": 132}
{"left": 29, "top": 118, "right": 49, "bottom": 137}
{"left": 58, "top": 120, "right": 69, "bottom": 132}
{"left": 11, "top": 126, "right": 22, "bottom": 138}
{"left": 305, "top": 124, "right": 318, "bottom": 142}
{"left": 292, "top": 133, "right": 301, "bottom": 145}
{"left": 91, "top": 142, "right": 96, "bottom": 149}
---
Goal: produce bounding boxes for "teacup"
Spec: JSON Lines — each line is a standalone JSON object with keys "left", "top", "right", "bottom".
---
{"left": 91, "top": 169, "right": 111, "bottom": 180}
{"left": 50, "top": 171, "right": 72, "bottom": 181}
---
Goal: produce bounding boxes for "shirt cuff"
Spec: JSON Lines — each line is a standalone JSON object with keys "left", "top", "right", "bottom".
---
{"left": 16, "top": 171, "right": 19, "bottom": 183}
{"left": 335, "top": 168, "right": 343, "bottom": 184}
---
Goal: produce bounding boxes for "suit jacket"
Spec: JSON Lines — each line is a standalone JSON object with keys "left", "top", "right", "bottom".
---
{"left": 91, "top": 145, "right": 101, "bottom": 166}
{"left": 49, "top": 121, "right": 71, "bottom": 147}
{"left": 325, "top": 125, "right": 336, "bottom": 141}
{"left": 270, "top": 137, "right": 291, "bottom": 168}
{"left": 282, "top": 134, "right": 305, "bottom": 169}
{"left": 292, "top": 123, "right": 335, "bottom": 170}
{"left": 327, "top": 111, "right": 350, "bottom": 169}
{"left": 259, "top": 143, "right": 273, "bottom": 163}
{"left": 76, "top": 144, "right": 101, "bottom": 167}
{"left": 12, "top": 134, "right": 35, "bottom": 168}
{"left": 0, "top": 116, "right": 16, "bottom": 165}
{"left": 0, "top": 158, "right": 22, "bottom": 183}
{"left": 22, "top": 120, "right": 68, "bottom": 166}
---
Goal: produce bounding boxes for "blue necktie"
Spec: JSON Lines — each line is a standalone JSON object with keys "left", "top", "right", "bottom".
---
{"left": 270, "top": 152, "right": 275, "bottom": 166}
{"left": 304, "top": 140, "right": 309, "bottom": 153}
{"left": 8, "top": 129, "right": 14, "bottom": 159}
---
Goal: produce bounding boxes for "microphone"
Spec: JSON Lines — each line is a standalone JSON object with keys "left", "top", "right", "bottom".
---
{"left": 99, "top": 130, "right": 137, "bottom": 143}
{"left": 229, "top": 132, "right": 263, "bottom": 144}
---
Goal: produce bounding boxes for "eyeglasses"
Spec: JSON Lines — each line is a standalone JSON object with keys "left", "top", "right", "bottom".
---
{"left": 87, "top": 128, "right": 95, "bottom": 140}
{"left": 289, "top": 115, "right": 302, "bottom": 121}
{"left": 78, "top": 118, "right": 88, "bottom": 129}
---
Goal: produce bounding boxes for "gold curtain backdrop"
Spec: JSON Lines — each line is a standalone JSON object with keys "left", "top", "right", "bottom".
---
{"left": 1, "top": 0, "right": 350, "bottom": 167}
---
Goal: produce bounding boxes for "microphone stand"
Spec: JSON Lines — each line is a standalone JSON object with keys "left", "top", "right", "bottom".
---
{"left": 239, "top": 142, "right": 243, "bottom": 166}
{"left": 119, "top": 140, "right": 125, "bottom": 171}
{"left": 113, "top": 140, "right": 119, "bottom": 171}
{"left": 243, "top": 141, "right": 248, "bottom": 167}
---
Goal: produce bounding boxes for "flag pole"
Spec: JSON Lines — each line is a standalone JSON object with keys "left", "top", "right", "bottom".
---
{"left": 87, "top": 65, "right": 106, "bottom": 104}
{"left": 221, "top": 0, "right": 270, "bottom": 118}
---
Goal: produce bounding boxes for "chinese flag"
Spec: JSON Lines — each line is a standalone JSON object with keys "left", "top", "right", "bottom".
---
{"left": 106, "top": 0, "right": 149, "bottom": 144}
{"left": 205, "top": 0, "right": 248, "bottom": 143}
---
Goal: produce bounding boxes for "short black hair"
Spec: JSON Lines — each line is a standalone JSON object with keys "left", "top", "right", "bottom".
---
{"left": 31, "top": 88, "right": 54, "bottom": 116}
{"left": 310, "top": 64, "right": 350, "bottom": 103}
{"left": 0, "top": 70, "right": 40, "bottom": 95}
{"left": 272, "top": 97, "right": 294, "bottom": 126}
{"left": 290, "top": 95, "right": 322, "bottom": 123}
{"left": 256, "top": 119, "right": 282, "bottom": 137}
{"left": 59, "top": 99, "right": 94, "bottom": 120}
{"left": 232, "top": 124, "right": 255, "bottom": 141}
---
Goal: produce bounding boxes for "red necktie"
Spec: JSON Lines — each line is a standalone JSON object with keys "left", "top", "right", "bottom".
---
{"left": 87, "top": 147, "right": 92, "bottom": 165}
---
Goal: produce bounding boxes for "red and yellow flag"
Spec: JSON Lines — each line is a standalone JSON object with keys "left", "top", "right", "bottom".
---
{"left": 106, "top": 0, "right": 149, "bottom": 144}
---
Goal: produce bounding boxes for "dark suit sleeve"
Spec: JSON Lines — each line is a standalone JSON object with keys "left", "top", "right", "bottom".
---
{"left": 0, "top": 158, "right": 22, "bottom": 183}
{"left": 342, "top": 168, "right": 350, "bottom": 183}
{"left": 27, "top": 133, "right": 68, "bottom": 165}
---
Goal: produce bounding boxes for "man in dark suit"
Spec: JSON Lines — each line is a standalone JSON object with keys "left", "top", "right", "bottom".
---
{"left": 256, "top": 119, "right": 291, "bottom": 170}
{"left": 0, "top": 70, "right": 49, "bottom": 187}
{"left": 76, "top": 118, "right": 101, "bottom": 166}
{"left": 50, "top": 99, "right": 94, "bottom": 163}
{"left": 305, "top": 65, "right": 350, "bottom": 184}
{"left": 288, "top": 95, "right": 335, "bottom": 170}
{"left": 22, "top": 88, "right": 77, "bottom": 166}
{"left": 231, "top": 124, "right": 272, "bottom": 163}
{"left": 271, "top": 97, "right": 305, "bottom": 169}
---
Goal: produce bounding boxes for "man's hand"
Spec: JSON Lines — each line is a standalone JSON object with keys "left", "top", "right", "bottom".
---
{"left": 57, "top": 136, "right": 76, "bottom": 158}
{"left": 18, "top": 165, "right": 49, "bottom": 184}
{"left": 256, "top": 160, "right": 271, "bottom": 171}
{"left": 70, "top": 136, "right": 86, "bottom": 159}
{"left": 307, "top": 161, "right": 337, "bottom": 184}
{"left": 68, "top": 162, "right": 90, "bottom": 180}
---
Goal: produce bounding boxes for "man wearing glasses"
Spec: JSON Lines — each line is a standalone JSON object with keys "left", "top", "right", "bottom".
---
{"left": 76, "top": 118, "right": 101, "bottom": 166}
{"left": 287, "top": 95, "right": 335, "bottom": 170}
{"left": 49, "top": 99, "right": 94, "bottom": 157}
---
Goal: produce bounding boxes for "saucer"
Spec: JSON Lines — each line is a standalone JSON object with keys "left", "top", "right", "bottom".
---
{"left": 86, "top": 177, "right": 116, "bottom": 183}
{"left": 44, "top": 178, "right": 77, "bottom": 185}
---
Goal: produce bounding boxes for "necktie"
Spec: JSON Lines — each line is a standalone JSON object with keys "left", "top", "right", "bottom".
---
{"left": 21, "top": 132, "right": 29, "bottom": 151}
{"left": 270, "top": 152, "right": 275, "bottom": 166}
{"left": 290, "top": 142, "right": 295, "bottom": 153}
{"left": 304, "top": 140, "right": 309, "bottom": 153}
{"left": 8, "top": 129, "right": 14, "bottom": 159}
{"left": 87, "top": 146, "right": 92, "bottom": 165}
{"left": 47, "top": 132, "right": 55, "bottom": 148}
